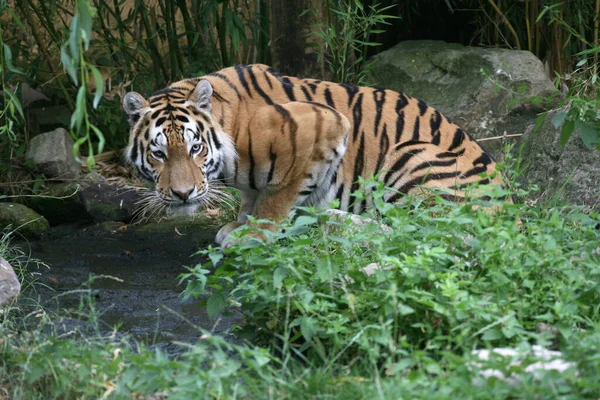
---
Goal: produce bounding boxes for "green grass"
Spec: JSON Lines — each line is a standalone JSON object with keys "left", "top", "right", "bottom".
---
{"left": 1, "top": 181, "right": 599, "bottom": 399}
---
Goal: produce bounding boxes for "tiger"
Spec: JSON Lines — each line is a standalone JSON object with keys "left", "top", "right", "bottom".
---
{"left": 122, "top": 64, "right": 503, "bottom": 246}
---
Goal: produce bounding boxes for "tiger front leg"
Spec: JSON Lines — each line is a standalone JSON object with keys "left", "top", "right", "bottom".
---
{"left": 215, "top": 191, "right": 257, "bottom": 245}
{"left": 217, "top": 101, "right": 350, "bottom": 248}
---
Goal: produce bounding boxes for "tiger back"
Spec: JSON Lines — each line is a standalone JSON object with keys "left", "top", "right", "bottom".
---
{"left": 123, "top": 64, "right": 503, "bottom": 245}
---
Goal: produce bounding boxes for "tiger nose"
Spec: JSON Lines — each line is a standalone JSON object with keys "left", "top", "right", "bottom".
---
{"left": 170, "top": 186, "right": 195, "bottom": 201}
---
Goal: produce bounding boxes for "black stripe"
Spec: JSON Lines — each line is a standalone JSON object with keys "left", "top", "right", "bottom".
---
{"left": 373, "top": 89, "right": 386, "bottom": 138}
{"left": 335, "top": 183, "right": 345, "bottom": 202}
{"left": 300, "top": 85, "right": 313, "bottom": 101}
{"left": 131, "top": 113, "right": 140, "bottom": 124}
{"left": 307, "top": 82, "right": 318, "bottom": 94}
{"left": 152, "top": 88, "right": 182, "bottom": 97}
{"left": 208, "top": 72, "right": 242, "bottom": 100}
{"left": 437, "top": 149, "right": 465, "bottom": 158}
{"left": 461, "top": 164, "right": 488, "bottom": 179}
{"left": 395, "top": 111, "right": 405, "bottom": 143}
{"left": 411, "top": 159, "right": 457, "bottom": 173}
{"left": 234, "top": 64, "right": 253, "bottom": 98}
{"left": 417, "top": 99, "right": 428, "bottom": 116}
{"left": 299, "top": 190, "right": 312, "bottom": 196}
{"left": 398, "top": 171, "right": 462, "bottom": 194}
{"left": 176, "top": 115, "right": 189, "bottom": 123}
{"left": 412, "top": 116, "right": 420, "bottom": 141}
{"left": 473, "top": 152, "right": 494, "bottom": 166}
{"left": 324, "top": 88, "right": 335, "bottom": 108}
{"left": 384, "top": 148, "right": 425, "bottom": 184}
{"left": 131, "top": 137, "right": 139, "bottom": 160}
{"left": 375, "top": 124, "right": 389, "bottom": 175}
{"left": 448, "top": 128, "right": 465, "bottom": 151}
{"left": 210, "top": 128, "right": 222, "bottom": 150}
{"left": 394, "top": 140, "right": 429, "bottom": 151}
{"left": 263, "top": 71, "right": 273, "bottom": 89}
{"left": 430, "top": 111, "right": 442, "bottom": 145}
{"left": 341, "top": 82, "right": 359, "bottom": 107}
{"left": 151, "top": 109, "right": 163, "bottom": 119}
{"left": 247, "top": 66, "right": 274, "bottom": 105}
{"left": 351, "top": 93, "right": 364, "bottom": 142}
{"left": 349, "top": 132, "right": 365, "bottom": 206}
{"left": 248, "top": 132, "right": 257, "bottom": 190}
{"left": 143, "top": 129, "right": 149, "bottom": 140}
{"left": 267, "top": 144, "right": 277, "bottom": 183}
{"left": 281, "top": 77, "right": 296, "bottom": 101}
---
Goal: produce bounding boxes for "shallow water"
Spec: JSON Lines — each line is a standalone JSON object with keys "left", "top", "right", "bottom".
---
{"left": 17, "top": 218, "right": 241, "bottom": 356}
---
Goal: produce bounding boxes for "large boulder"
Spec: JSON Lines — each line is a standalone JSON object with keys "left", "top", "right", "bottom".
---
{"left": 368, "top": 40, "right": 559, "bottom": 159}
{"left": 0, "top": 202, "right": 49, "bottom": 237}
{"left": 519, "top": 111, "right": 600, "bottom": 210}
{"left": 0, "top": 257, "right": 20, "bottom": 306}
{"left": 25, "top": 127, "right": 81, "bottom": 180}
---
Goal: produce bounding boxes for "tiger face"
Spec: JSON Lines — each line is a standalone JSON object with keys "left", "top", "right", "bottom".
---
{"left": 122, "top": 80, "right": 235, "bottom": 215}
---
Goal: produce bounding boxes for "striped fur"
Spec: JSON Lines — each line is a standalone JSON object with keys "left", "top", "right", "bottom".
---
{"left": 123, "top": 64, "right": 503, "bottom": 244}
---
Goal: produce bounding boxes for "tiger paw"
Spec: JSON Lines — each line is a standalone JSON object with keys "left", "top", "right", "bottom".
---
{"left": 215, "top": 221, "right": 243, "bottom": 246}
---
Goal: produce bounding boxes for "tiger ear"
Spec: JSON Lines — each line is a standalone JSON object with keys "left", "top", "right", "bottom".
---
{"left": 123, "top": 92, "right": 148, "bottom": 126}
{"left": 191, "top": 79, "right": 213, "bottom": 113}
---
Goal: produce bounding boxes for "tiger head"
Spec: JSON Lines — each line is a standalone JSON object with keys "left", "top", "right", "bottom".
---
{"left": 122, "top": 80, "right": 235, "bottom": 215}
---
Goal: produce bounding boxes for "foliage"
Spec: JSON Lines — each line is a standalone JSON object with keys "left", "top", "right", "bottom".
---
{"left": 3, "top": 183, "right": 600, "bottom": 398}
{"left": 308, "top": 0, "right": 397, "bottom": 85}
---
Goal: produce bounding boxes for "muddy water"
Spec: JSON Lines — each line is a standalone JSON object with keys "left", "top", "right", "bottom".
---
{"left": 18, "top": 217, "right": 241, "bottom": 356}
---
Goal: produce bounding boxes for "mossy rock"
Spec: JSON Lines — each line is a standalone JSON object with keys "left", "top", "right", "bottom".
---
{"left": 0, "top": 202, "right": 50, "bottom": 237}
{"left": 368, "top": 40, "right": 559, "bottom": 160}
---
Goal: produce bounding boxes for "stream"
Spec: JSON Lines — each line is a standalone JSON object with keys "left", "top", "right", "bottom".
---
{"left": 16, "top": 217, "right": 241, "bottom": 356}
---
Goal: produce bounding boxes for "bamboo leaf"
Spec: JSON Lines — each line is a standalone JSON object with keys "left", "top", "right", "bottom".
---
{"left": 78, "top": 0, "right": 93, "bottom": 50}
{"left": 3, "top": 45, "right": 24, "bottom": 75}
{"left": 90, "top": 65, "right": 104, "bottom": 109}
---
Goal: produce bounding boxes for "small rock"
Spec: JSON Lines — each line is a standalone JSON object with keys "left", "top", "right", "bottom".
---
{"left": 324, "top": 209, "right": 391, "bottom": 233}
{"left": 0, "top": 256, "right": 20, "bottom": 306}
{"left": 0, "top": 202, "right": 49, "bottom": 237}
{"left": 25, "top": 127, "right": 81, "bottom": 180}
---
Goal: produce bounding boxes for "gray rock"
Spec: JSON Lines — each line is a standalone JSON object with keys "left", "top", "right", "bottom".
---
{"left": 0, "top": 202, "right": 49, "bottom": 237}
{"left": 368, "top": 40, "right": 559, "bottom": 159}
{"left": 519, "top": 111, "right": 600, "bottom": 210}
{"left": 25, "top": 128, "right": 81, "bottom": 180}
{"left": 26, "top": 172, "right": 142, "bottom": 225}
{"left": 0, "top": 257, "right": 20, "bottom": 306}
{"left": 80, "top": 178, "right": 141, "bottom": 223}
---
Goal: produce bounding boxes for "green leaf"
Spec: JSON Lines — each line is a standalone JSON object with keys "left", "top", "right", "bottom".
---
{"left": 481, "top": 328, "right": 502, "bottom": 341}
{"left": 77, "top": 0, "right": 93, "bottom": 50}
{"left": 273, "top": 266, "right": 287, "bottom": 287}
{"left": 3, "top": 44, "right": 24, "bottom": 75}
{"left": 294, "top": 216, "right": 317, "bottom": 227}
{"left": 551, "top": 111, "right": 567, "bottom": 129}
{"left": 560, "top": 119, "right": 575, "bottom": 146}
{"left": 207, "top": 292, "right": 227, "bottom": 319}
{"left": 3, "top": 87, "right": 24, "bottom": 119}
{"left": 68, "top": 14, "right": 81, "bottom": 62}
{"left": 60, "top": 45, "right": 78, "bottom": 85}
{"left": 574, "top": 119, "right": 600, "bottom": 149}
{"left": 533, "top": 112, "right": 547, "bottom": 133}
{"left": 90, "top": 125, "right": 105, "bottom": 154}
{"left": 90, "top": 65, "right": 104, "bottom": 109}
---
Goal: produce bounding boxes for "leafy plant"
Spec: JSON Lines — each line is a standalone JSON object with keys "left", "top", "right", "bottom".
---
{"left": 181, "top": 181, "right": 600, "bottom": 373}
{"left": 308, "top": 0, "right": 397, "bottom": 85}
